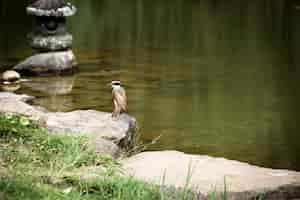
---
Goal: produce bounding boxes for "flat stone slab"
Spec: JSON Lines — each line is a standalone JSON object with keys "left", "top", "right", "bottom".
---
{"left": 28, "top": 33, "right": 73, "bottom": 51}
{"left": 0, "top": 92, "right": 34, "bottom": 102}
{"left": 44, "top": 110, "right": 137, "bottom": 145}
{"left": 0, "top": 92, "right": 137, "bottom": 156}
{"left": 26, "top": 4, "right": 77, "bottom": 17}
{"left": 13, "top": 50, "right": 77, "bottom": 75}
{"left": 122, "top": 151, "right": 300, "bottom": 198}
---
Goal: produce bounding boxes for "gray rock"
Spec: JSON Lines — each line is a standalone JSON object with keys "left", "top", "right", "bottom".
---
{"left": 13, "top": 50, "right": 77, "bottom": 75}
{"left": 122, "top": 151, "right": 300, "bottom": 198}
{"left": 26, "top": 4, "right": 77, "bottom": 17}
{"left": 0, "top": 92, "right": 137, "bottom": 157}
{"left": 28, "top": 33, "right": 73, "bottom": 51}
{"left": 0, "top": 92, "right": 34, "bottom": 102}
{"left": 0, "top": 98, "right": 45, "bottom": 121}
{"left": 44, "top": 110, "right": 137, "bottom": 147}
{"left": 74, "top": 166, "right": 106, "bottom": 182}
{"left": 86, "top": 138, "right": 120, "bottom": 158}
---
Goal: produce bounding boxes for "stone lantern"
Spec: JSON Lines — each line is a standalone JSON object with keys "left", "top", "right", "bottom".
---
{"left": 13, "top": 0, "right": 77, "bottom": 75}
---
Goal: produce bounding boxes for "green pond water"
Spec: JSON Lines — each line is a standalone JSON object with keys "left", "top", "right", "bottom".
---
{"left": 1, "top": 0, "right": 300, "bottom": 170}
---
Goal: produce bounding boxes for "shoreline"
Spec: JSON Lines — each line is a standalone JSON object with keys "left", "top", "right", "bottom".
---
{"left": 0, "top": 91, "right": 300, "bottom": 199}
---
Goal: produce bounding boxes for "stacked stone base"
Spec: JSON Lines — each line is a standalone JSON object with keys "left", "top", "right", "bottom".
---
{"left": 28, "top": 33, "right": 73, "bottom": 51}
{"left": 13, "top": 50, "right": 77, "bottom": 75}
{"left": 13, "top": 3, "right": 78, "bottom": 76}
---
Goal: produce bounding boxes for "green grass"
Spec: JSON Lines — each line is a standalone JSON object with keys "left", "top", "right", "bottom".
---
{"left": 0, "top": 113, "right": 104, "bottom": 177}
{"left": 0, "top": 113, "right": 204, "bottom": 200}
{"left": 0, "top": 177, "right": 85, "bottom": 200}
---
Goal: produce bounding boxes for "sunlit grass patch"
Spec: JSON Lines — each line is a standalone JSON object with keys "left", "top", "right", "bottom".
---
{"left": 0, "top": 177, "right": 90, "bottom": 200}
{"left": 0, "top": 114, "right": 105, "bottom": 176}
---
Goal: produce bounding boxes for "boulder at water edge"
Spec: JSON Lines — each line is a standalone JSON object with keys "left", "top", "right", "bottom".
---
{"left": 0, "top": 92, "right": 137, "bottom": 157}
{"left": 13, "top": 50, "right": 77, "bottom": 75}
{"left": 122, "top": 151, "right": 300, "bottom": 199}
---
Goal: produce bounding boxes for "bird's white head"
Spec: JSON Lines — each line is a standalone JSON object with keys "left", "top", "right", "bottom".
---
{"left": 111, "top": 80, "right": 121, "bottom": 89}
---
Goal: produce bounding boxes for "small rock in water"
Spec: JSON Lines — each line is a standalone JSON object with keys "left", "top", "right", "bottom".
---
{"left": 2, "top": 70, "right": 21, "bottom": 84}
{"left": 1, "top": 84, "right": 21, "bottom": 92}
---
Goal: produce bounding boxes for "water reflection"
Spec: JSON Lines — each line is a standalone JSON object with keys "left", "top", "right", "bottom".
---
{"left": 21, "top": 76, "right": 75, "bottom": 111}
{"left": 1, "top": 83, "right": 21, "bottom": 92}
{"left": 23, "top": 76, "right": 74, "bottom": 95}
{"left": 1, "top": 0, "right": 300, "bottom": 170}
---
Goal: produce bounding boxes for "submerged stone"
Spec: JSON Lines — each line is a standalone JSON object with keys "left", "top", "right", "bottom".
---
{"left": 1, "top": 84, "right": 21, "bottom": 92}
{"left": 22, "top": 76, "right": 74, "bottom": 95}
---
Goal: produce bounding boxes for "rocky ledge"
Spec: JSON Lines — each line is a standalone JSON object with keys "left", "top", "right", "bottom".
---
{"left": 122, "top": 151, "right": 300, "bottom": 199}
{"left": 0, "top": 92, "right": 137, "bottom": 157}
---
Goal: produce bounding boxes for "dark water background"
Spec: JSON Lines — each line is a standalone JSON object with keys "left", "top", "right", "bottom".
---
{"left": 1, "top": 0, "right": 300, "bottom": 170}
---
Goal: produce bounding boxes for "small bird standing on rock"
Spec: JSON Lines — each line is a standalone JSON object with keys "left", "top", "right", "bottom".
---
{"left": 111, "top": 81, "right": 127, "bottom": 119}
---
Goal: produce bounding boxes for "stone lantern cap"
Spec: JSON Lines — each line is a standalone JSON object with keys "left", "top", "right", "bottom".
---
{"left": 27, "top": 3, "right": 76, "bottom": 17}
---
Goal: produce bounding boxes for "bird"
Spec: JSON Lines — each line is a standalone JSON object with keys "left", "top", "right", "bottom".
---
{"left": 111, "top": 80, "right": 127, "bottom": 119}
